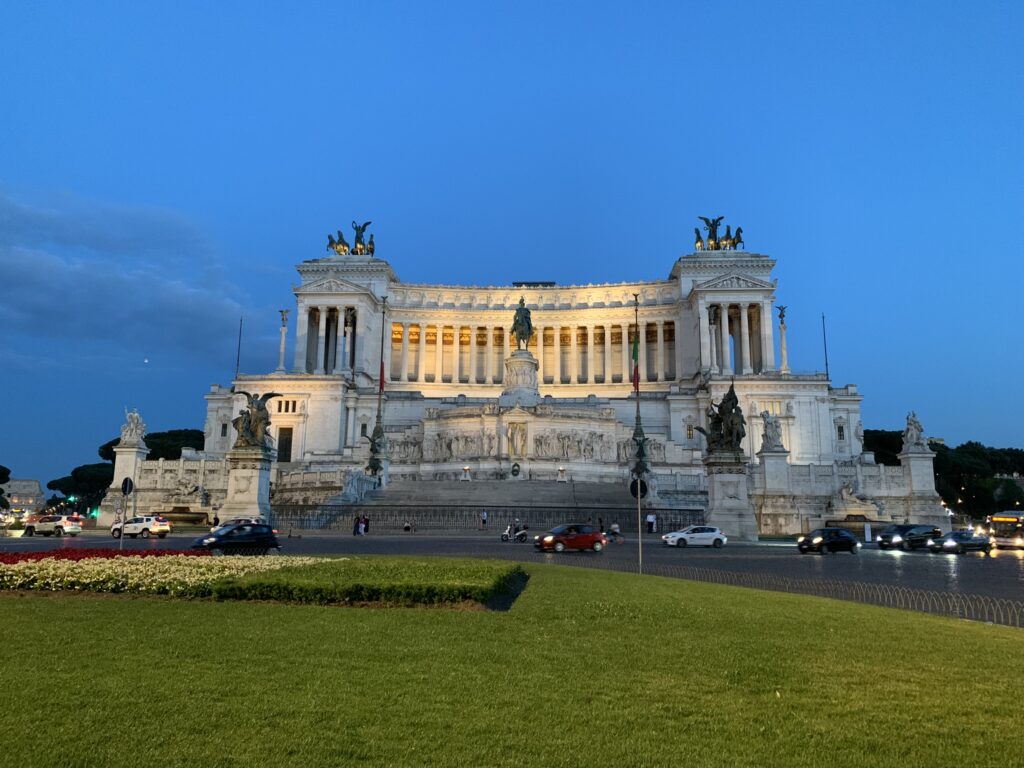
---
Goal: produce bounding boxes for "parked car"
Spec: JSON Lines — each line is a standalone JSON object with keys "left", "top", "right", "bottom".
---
{"left": 23, "top": 515, "right": 82, "bottom": 537}
{"left": 210, "top": 516, "right": 267, "bottom": 533}
{"left": 192, "top": 523, "right": 281, "bottom": 555}
{"left": 111, "top": 516, "right": 173, "bottom": 539}
{"left": 877, "top": 524, "right": 942, "bottom": 551}
{"left": 534, "top": 524, "right": 607, "bottom": 553}
{"left": 927, "top": 530, "right": 992, "bottom": 555}
{"left": 797, "top": 528, "right": 860, "bottom": 554}
{"left": 661, "top": 525, "right": 727, "bottom": 548}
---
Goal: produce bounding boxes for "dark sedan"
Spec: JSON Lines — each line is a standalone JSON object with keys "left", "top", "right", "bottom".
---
{"left": 877, "top": 524, "right": 942, "bottom": 551}
{"left": 928, "top": 530, "right": 992, "bottom": 555}
{"left": 192, "top": 523, "right": 281, "bottom": 555}
{"left": 797, "top": 528, "right": 860, "bottom": 554}
{"left": 534, "top": 524, "right": 607, "bottom": 553}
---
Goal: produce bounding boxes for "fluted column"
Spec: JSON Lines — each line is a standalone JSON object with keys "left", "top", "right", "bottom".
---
{"left": 455, "top": 326, "right": 464, "bottom": 383}
{"left": 569, "top": 326, "right": 579, "bottom": 384}
{"left": 709, "top": 313, "right": 719, "bottom": 374}
{"left": 468, "top": 325, "right": 478, "bottom": 384}
{"left": 432, "top": 325, "right": 443, "bottom": 382}
{"left": 411, "top": 323, "right": 423, "bottom": 382}
{"left": 621, "top": 323, "right": 630, "bottom": 383}
{"left": 673, "top": 320, "right": 684, "bottom": 380}
{"left": 655, "top": 321, "right": 665, "bottom": 382}
{"left": 585, "top": 326, "right": 595, "bottom": 383}
{"left": 719, "top": 304, "right": 731, "bottom": 373}
{"left": 740, "top": 304, "right": 752, "bottom": 374}
{"left": 486, "top": 325, "right": 495, "bottom": 383}
{"left": 761, "top": 301, "right": 775, "bottom": 371}
{"left": 698, "top": 303, "right": 710, "bottom": 372}
{"left": 382, "top": 320, "right": 393, "bottom": 383}
{"left": 553, "top": 325, "right": 562, "bottom": 384}
{"left": 603, "top": 325, "right": 612, "bottom": 383}
{"left": 399, "top": 322, "right": 410, "bottom": 382}
{"left": 293, "top": 304, "right": 309, "bottom": 372}
{"left": 340, "top": 309, "right": 351, "bottom": 372}
{"left": 315, "top": 306, "right": 328, "bottom": 374}
{"left": 536, "top": 326, "right": 544, "bottom": 383}
{"left": 638, "top": 321, "right": 648, "bottom": 382}
{"left": 354, "top": 307, "right": 366, "bottom": 374}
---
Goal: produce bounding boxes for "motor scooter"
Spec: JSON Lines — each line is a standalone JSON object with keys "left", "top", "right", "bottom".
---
{"left": 501, "top": 523, "right": 529, "bottom": 542}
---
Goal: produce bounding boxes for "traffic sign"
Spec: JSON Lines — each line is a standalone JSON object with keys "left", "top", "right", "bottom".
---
{"left": 629, "top": 478, "right": 648, "bottom": 499}
{"left": 121, "top": 477, "right": 134, "bottom": 495}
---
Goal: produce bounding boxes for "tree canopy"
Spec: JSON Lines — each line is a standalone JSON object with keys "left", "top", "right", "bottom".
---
{"left": 0, "top": 464, "right": 10, "bottom": 509}
{"left": 98, "top": 429, "right": 205, "bottom": 462}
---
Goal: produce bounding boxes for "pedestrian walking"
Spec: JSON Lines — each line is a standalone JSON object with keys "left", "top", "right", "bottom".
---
{"left": 480, "top": 510, "right": 488, "bottom": 530}
{"left": 598, "top": 516, "right": 604, "bottom": 534}
{"left": 645, "top": 512, "right": 656, "bottom": 534}
{"left": 363, "top": 515, "right": 370, "bottom": 535}
{"left": 353, "top": 515, "right": 360, "bottom": 536}
{"left": 357, "top": 516, "right": 365, "bottom": 535}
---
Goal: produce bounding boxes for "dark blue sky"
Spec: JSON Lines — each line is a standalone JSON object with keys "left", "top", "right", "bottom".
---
{"left": 2, "top": 1, "right": 1021, "bottom": 487}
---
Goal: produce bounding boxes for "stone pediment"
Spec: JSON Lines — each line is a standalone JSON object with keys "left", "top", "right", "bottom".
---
{"left": 298, "top": 277, "right": 371, "bottom": 295}
{"left": 696, "top": 273, "right": 776, "bottom": 291}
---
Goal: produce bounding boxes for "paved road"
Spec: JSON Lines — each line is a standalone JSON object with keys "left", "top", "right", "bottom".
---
{"left": 4, "top": 530, "right": 1024, "bottom": 603}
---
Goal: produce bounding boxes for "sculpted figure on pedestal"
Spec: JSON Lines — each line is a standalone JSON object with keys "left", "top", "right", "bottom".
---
{"left": 695, "top": 383, "right": 746, "bottom": 454}
{"left": 120, "top": 409, "right": 147, "bottom": 446}
{"left": 231, "top": 390, "right": 281, "bottom": 451}
{"left": 902, "top": 411, "right": 927, "bottom": 452}
{"left": 760, "top": 411, "right": 784, "bottom": 451}
{"left": 351, "top": 220, "right": 372, "bottom": 255}
{"left": 511, "top": 297, "right": 533, "bottom": 351}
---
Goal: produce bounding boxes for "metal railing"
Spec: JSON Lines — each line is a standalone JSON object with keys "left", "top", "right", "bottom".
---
{"left": 271, "top": 503, "right": 702, "bottom": 534}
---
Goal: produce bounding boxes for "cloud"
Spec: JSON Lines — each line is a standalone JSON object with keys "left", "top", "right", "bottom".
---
{"left": 0, "top": 191, "right": 253, "bottom": 363}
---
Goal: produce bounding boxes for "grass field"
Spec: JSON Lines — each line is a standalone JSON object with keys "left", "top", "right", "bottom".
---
{"left": 0, "top": 558, "right": 1020, "bottom": 767}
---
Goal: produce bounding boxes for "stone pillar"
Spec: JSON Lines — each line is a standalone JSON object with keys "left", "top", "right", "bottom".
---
{"left": 399, "top": 322, "right": 410, "bottom": 382}
{"left": 719, "top": 304, "right": 731, "bottom": 373}
{"left": 709, "top": 314, "right": 719, "bottom": 374}
{"left": 569, "top": 326, "right": 579, "bottom": 384}
{"left": 98, "top": 441, "right": 151, "bottom": 528}
{"left": 536, "top": 326, "right": 544, "bottom": 384}
{"left": 455, "top": 325, "right": 464, "bottom": 382}
{"left": 621, "top": 323, "right": 630, "bottom": 383}
{"left": 344, "top": 395, "right": 357, "bottom": 448}
{"left": 315, "top": 307, "right": 328, "bottom": 375}
{"left": 589, "top": 325, "right": 598, "bottom": 382}
{"left": 655, "top": 321, "right": 665, "bottom": 382}
{"left": 293, "top": 305, "right": 308, "bottom": 373}
{"left": 761, "top": 301, "right": 776, "bottom": 371}
{"left": 433, "top": 324, "right": 444, "bottom": 382}
{"left": 779, "top": 318, "right": 790, "bottom": 374}
{"left": 354, "top": 308, "right": 366, "bottom": 374}
{"left": 673, "top": 320, "right": 684, "bottom": 381}
{"left": 334, "top": 308, "right": 347, "bottom": 373}
{"left": 469, "top": 325, "right": 478, "bottom": 384}
{"left": 486, "top": 324, "right": 495, "bottom": 383}
{"left": 340, "top": 311, "right": 351, "bottom": 372}
{"left": 699, "top": 303, "right": 711, "bottom": 372}
{"left": 415, "top": 323, "right": 426, "bottom": 382}
{"left": 553, "top": 325, "right": 562, "bottom": 384}
{"left": 740, "top": 304, "right": 753, "bottom": 375}
{"left": 382, "top": 321, "right": 392, "bottom": 385}
{"left": 603, "top": 325, "right": 612, "bottom": 383}
{"left": 638, "top": 321, "right": 648, "bottom": 382}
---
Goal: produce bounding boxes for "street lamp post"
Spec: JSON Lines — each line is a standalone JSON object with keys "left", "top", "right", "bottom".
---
{"left": 367, "top": 296, "right": 388, "bottom": 479}
{"left": 631, "top": 293, "right": 649, "bottom": 575}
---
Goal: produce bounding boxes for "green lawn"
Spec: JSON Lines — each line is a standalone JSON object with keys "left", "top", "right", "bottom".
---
{"left": 1, "top": 559, "right": 1020, "bottom": 767}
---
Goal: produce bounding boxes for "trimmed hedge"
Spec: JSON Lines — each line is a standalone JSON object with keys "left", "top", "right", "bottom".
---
{"left": 211, "top": 558, "right": 525, "bottom": 605}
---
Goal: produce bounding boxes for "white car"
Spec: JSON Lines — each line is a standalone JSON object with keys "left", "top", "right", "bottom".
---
{"left": 111, "top": 515, "right": 173, "bottom": 539}
{"left": 661, "top": 525, "right": 727, "bottom": 548}
{"left": 24, "top": 515, "right": 82, "bottom": 537}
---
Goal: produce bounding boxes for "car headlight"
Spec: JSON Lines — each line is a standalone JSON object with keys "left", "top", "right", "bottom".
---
{"left": 892, "top": 535, "right": 903, "bottom": 544}
{"left": 543, "top": 536, "right": 554, "bottom": 543}
{"left": 797, "top": 536, "right": 805, "bottom": 543}
{"left": 202, "top": 537, "right": 217, "bottom": 544}
{"left": 926, "top": 539, "right": 934, "bottom": 546}
{"left": 943, "top": 540, "right": 956, "bottom": 548}
{"left": 876, "top": 535, "right": 882, "bottom": 542}
{"left": 812, "top": 536, "right": 822, "bottom": 544}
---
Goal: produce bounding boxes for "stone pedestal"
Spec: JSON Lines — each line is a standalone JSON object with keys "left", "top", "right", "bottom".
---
{"left": 498, "top": 350, "right": 540, "bottom": 408}
{"left": 757, "top": 448, "right": 790, "bottom": 493}
{"left": 898, "top": 449, "right": 946, "bottom": 527}
{"left": 704, "top": 452, "right": 759, "bottom": 541}
{"left": 98, "top": 442, "right": 150, "bottom": 528}
{"left": 219, "top": 447, "right": 273, "bottom": 520}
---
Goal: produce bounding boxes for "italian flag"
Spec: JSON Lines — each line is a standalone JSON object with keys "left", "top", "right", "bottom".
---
{"left": 632, "top": 326, "right": 640, "bottom": 392}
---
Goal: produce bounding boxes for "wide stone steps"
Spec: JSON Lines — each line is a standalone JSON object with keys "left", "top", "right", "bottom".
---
{"left": 358, "top": 479, "right": 638, "bottom": 508}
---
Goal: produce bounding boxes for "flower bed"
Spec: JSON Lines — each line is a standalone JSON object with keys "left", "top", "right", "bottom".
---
{"left": 0, "top": 555, "right": 323, "bottom": 596}
{"left": 0, "top": 548, "right": 211, "bottom": 565}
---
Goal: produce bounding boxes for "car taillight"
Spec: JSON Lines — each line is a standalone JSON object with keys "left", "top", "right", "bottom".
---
{"left": 272, "top": 529, "right": 278, "bottom": 534}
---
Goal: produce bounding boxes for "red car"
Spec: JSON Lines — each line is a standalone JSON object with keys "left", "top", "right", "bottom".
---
{"left": 534, "top": 524, "right": 608, "bottom": 553}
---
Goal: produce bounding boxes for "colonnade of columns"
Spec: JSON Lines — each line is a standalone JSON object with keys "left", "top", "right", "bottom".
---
{"left": 386, "top": 320, "right": 680, "bottom": 385}
{"left": 699, "top": 300, "right": 775, "bottom": 375}
{"left": 294, "top": 305, "right": 358, "bottom": 375}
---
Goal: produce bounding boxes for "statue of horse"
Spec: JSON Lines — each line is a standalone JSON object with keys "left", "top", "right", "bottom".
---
{"left": 733, "top": 227, "right": 744, "bottom": 249}
{"left": 721, "top": 224, "right": 734, "bottom": 250}
{"left": 694, "top": 228, "right": 705, "bottom": 251}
